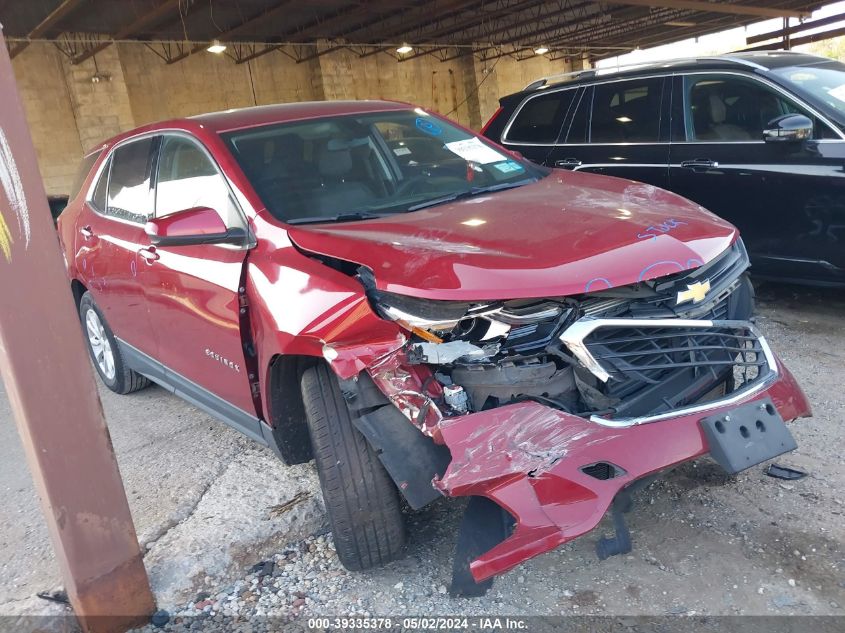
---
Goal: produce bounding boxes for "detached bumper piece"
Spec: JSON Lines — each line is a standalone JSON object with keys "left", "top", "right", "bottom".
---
{"left": 434, "top": 363, "right": 809, "bottom": 595}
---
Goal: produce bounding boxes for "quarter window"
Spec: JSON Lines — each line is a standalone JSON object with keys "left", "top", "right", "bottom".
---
{"left": 684, "top": 75, "right": 835, "bottom": 141}
{"left": 590, "top": 77, "right": 664, "bottom": 143}
{"left": 155, "top": 136, "right": 243, "bottom": 228}
{"left": 106, "top": 137, "right": 155, "bottom": 223}
{"left": 90, "top": 157, "right": 110, "bottom": 213}
{"left": 505, "top": 89, "right": 577, "bottom": 143}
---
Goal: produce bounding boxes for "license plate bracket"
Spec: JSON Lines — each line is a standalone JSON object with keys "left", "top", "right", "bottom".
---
{"left": 700, "top": 397, "right": 796, "bottom": 475}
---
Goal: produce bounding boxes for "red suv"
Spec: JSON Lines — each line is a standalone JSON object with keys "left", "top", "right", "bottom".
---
{"left": 58, "top": 101, "right": 810, "bottom": 596}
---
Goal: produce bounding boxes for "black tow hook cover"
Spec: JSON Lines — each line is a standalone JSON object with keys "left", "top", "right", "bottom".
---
{"left": 700, "top": 397, "right": 797, "bottom": 475}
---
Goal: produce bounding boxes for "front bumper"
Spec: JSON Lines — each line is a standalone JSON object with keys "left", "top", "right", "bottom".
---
{"left": 432, "top": 357, "right": 811, "bottom": 583}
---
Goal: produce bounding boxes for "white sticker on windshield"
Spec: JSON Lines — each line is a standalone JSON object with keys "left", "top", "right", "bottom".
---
{"left": 393, "top": 146, "right": 411, "bottom": 156}
{"left": 444, "top": 138, "right": 507, "bottom": 164}
{"left": 828, "top": 84, "right": 845, "bottom": 103}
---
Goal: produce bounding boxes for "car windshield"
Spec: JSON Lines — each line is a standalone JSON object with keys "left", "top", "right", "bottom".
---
{"left": 771, "top": 60, "right": 845, "bottom": 125}
{"left": 221, "top": 109, "right": 546, "bottom": 224}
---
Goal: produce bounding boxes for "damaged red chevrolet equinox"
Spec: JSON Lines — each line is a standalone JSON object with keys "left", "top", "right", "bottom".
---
{"left": 58, "top": 101, "right": 811, "bottom": 596}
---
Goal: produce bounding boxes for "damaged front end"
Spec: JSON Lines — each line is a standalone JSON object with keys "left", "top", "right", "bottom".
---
{"left": 331, "top": 241, "right": 811, "bottom": 595}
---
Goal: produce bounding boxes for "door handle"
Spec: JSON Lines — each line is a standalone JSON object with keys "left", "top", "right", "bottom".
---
{"left": 80, "top": 225, "right": 94, "bottom": 239}
{"left": 554, "top": 158, "right": 582, "bottom": 169}
{"left": 139, "top": 246, "right": 160, "bottom": 264}
{"left": 680, "top": 159, "right": 718, "bottom": 171}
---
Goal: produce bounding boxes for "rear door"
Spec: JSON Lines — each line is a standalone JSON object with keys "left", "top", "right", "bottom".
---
{"left": 562, "top": 75, "right": 671, "bottom": 188}
{"left": 140, "top": 133, "right": 260, "bottom": 436}
{"left": 73, "top": 136, "right": 157, "bottom": 355}
{"left": 668, "top": 72, "right": 845, "bottom": 283}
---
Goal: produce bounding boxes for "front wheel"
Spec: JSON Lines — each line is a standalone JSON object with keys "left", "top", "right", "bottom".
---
{"left": 300, "top": 363, "right": 406, "bottom": 570}
{"left": 79, "top": 292, "right": 149, "bottom": 395}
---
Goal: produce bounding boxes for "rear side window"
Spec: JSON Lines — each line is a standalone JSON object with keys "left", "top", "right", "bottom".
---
{"left": 106, "top": 137, "right": 155, "bottom": 224}
{"left": 505, "top": 89, "right": 577, "bottom": 144}
{"left": 590, "top": 77, "right": 663, "bottom": 143}
{"left": 69, "top": 151, "right": 101, "bottom": 201}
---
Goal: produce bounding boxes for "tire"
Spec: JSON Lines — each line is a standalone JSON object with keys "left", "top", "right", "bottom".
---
{"left": 79, "top": 291, "right": 150, "bottom": 395}
{"left": 300, "top": 363, "right": 406, "bottom": 570}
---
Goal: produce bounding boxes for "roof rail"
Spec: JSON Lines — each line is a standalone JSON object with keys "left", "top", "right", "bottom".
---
{"left": 522, "top": 54, "right": 769, "bottom": 91}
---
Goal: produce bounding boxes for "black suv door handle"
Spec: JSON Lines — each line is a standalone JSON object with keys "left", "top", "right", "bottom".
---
{"left": 680, "top": 159, "right": 718, "bottom": 171}
{"left": 554, "top": 158, "right": 582, "bottom": 169}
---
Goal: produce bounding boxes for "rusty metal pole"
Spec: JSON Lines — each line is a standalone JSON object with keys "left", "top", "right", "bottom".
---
{"left": 0, "top": 24, "right": 156, "bottom": 633}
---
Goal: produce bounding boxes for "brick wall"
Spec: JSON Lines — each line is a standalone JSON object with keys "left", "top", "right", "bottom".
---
{"left": 12, "top": 42, "right": 571, "bottom": 195}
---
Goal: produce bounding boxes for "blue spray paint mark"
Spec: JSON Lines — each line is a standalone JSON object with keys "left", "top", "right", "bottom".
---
{"left": 638, "top": 260, "right": 684, "bottom": 282}
{"left": 585, "top": 277, "right": 613, "bottom": 292}
{"left": 686, "top": 258, "right": 704, "bottom": 268}
{"left": 415, "top": 117, "right": 442, "bottom": 136}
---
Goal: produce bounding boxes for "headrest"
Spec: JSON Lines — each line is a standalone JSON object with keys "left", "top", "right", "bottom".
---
{"left": 709, "top": 94, "right": 727, "bottom": 124}
{"left": 318, "top": 146, "right": 352, "bottom": 177}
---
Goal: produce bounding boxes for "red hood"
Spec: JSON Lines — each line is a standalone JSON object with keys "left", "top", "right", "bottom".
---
{"left": 287, "top": 171, "right": 737, "bottom": 301}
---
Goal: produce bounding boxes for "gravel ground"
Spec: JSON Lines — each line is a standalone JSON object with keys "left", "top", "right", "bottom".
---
{"left": 129, "top": 282, "right": 845, "bottom": 632}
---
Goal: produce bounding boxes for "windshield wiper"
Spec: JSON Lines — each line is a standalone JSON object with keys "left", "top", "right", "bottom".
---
{"left": 285, "top": 212, "right": 388, "bottom": 225}
{"left": 407, "top": 177, "right": 538, "bottom": 212}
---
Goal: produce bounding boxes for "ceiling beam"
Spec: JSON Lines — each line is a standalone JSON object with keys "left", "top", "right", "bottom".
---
{"left": 9, "top": 0, "right": 86, "bottom": 58}
{"left": 746, "top": 11, "right": 845, "bottom": 45}
{"left": 743, "top": 22, "right": 845, "bottom": 50}
{"left": 71, "top": 0, "right": 183, "bottom": 65}
{"left": 602, "top": 1, "right": 811, "bottom": 19}
{"left": 165, "top": 0, "right": 297, "bottom": 64}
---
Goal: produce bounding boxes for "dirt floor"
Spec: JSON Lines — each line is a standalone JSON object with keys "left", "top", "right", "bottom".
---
{"left": 2, "top": 282, "right": 844, "bottom": 629}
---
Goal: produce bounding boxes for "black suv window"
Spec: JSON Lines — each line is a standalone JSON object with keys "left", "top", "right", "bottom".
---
{"left": 685, "top": 74, "right": 835, "bottom": 141}
{"left": 106, "top": 137, "right": 155, "bottom": 224}
{"left": 505, "top": 89, "right": 577, "bottom": 143}
{"left": 590, "top": 77, "right": 663, "bottom": 143}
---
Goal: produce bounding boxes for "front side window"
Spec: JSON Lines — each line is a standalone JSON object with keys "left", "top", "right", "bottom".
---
{"left": 155, "top": 136, "right": 243, "bottom": 229}
{"left": 684, "top": 74, "right": 833, "bottom": 142}
{"left": 590, "top": 77, "right": 664, "bottom": 143}
{"left": 223, "top": 110, "right": 546, "bottom": 224}
{"left": 504, "top": 89, "right": 577, "bottom": 144}
{"left": 106, "top": 137, "right": 155, "bottom": 224}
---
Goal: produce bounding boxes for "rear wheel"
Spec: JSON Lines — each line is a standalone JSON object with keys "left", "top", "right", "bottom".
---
{"left": 79, "top": 292, "right": 149, "bottom": 395}
{"left": 300, "top": 363, "right": 406, "bottom": 570}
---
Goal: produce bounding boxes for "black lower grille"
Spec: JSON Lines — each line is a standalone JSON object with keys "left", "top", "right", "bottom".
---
{"left": 587, "top": 323, "right": 765, "bottom": 399}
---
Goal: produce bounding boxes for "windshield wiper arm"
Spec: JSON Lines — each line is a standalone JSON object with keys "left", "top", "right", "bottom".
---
{"left": 407, "top": 177, "right": 539, "bottom": 212}
{"left": 286, "top": 212, "right": 388, "bottom": 225}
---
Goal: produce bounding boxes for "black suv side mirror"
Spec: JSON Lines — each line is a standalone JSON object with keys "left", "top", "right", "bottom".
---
{"left": 763, "top": 114, "right": 813, "bottom": 143}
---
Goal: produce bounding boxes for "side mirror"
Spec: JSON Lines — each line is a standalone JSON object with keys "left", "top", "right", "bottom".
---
{"left": 764, "top": 114, "right": 813, "bottom": 143}
{"left": 145, "top": 207, "right": 246, "bottom": 247}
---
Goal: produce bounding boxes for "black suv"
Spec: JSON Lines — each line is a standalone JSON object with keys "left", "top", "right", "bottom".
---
{"left": 482, "top": 51, "right": 845, "bottom": 287}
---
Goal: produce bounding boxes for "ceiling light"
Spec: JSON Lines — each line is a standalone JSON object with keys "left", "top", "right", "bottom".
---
{"left": 396, "top": 44, "right": 413, "bottom": 54}
{"left": 616, "top": 116, "right": 633, "bottom": 123}
{"left": 461, "top": 218, "right": 486, "bottom": 227}
{"left": 666, "top": 20, "right": 696, "bottom": 27}
{"left": 207, "top": 40, "right": 227, "bottom": 54}
{"left": 534, "top": 46, "right": 549, "bottom": 55}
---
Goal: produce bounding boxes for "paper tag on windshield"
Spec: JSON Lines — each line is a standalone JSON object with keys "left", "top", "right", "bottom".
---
{"left": 445, "top": 138, "right": 506, "bottom": 164}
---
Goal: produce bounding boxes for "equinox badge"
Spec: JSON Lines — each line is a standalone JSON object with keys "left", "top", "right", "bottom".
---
{"left": 677, "top": 279, "right": 711, "bottom": 305}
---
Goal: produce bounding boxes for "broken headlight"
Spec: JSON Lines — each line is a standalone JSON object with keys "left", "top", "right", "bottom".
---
{"left": 370, "top": 290, "right": 570, "bottom": 345}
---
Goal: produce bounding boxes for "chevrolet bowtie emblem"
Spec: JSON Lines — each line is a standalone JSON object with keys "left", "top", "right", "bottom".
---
{"left": 677, "top": 279, "right": 711, "bottom": 305}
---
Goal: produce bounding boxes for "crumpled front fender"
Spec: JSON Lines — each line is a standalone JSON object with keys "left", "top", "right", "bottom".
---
{"left": 433, "top": 358, "right": 811, "bottom": 582}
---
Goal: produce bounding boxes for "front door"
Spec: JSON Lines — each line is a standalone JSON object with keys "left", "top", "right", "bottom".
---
{"left": 74, "top": 136, "right": 158, "bottom": 357}
{"left": 668, "top": 72, "right": 845, "bottom": 284}
{"left": 140, "top": 134, "right": 259, "bottom": 437}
